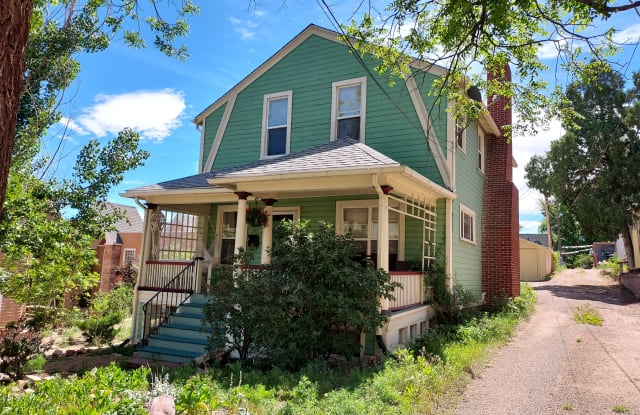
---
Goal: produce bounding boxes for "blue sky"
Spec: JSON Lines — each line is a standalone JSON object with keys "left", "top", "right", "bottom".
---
{"left": 44, "top": 1, "right": 640, "bottom": 233}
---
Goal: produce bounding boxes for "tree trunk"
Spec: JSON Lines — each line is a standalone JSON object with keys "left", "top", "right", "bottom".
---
{"left": 0, "top": 0, "right": 33, "bottom": 217}
{"left": 544, "top": 195, "right": 552, "bottom": 249}
{"left": 622, "top": 224, "right": 636, "bottom": 270}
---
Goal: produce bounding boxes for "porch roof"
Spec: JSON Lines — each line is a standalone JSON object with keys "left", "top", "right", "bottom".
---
{"left": 121, "top": 139, "right": 455, "bottom": 204}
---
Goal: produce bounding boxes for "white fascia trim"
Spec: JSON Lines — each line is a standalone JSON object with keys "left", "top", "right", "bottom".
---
{"left": 197, "top": 121, "right": 205, "bottom": 174}
{"left": 120, "top": 186, "right": 230, "bottom": 199}
{"left": 447, "top": 101, "right": 456, "bottom": 192}
{"left": 403, "top": 73, "right": 452, "bottom": 189}
{"left": 261, "top": 90, "right": 293, "bottom": 159}
{"left": 479, "top": 111, "right": 501, "bottom": 136}
{"left": 204, "top": 93, "right": 237, "bottom": 172}
{"left": 399, "top": 166, "right": 457, "bottom": 200}
{"left": 330, "top": 76, "right": 367, "bottom": 143}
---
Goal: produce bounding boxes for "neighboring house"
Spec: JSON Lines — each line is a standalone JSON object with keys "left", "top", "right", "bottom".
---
{"left": 0, "top": 293, "right": 25, "bottom": 329}
{"left": 520, "top": 233, "right": 550, "bottom": 248}
{"left": 92, "top": 202, "right": 143, "bottom": 292}
{"left": 121, "top": 24, "right": 519, "bottom": 356}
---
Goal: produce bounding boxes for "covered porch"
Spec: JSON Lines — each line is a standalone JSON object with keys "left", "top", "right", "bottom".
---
{"left": 122, "top": 139, "right": 455, "bottom": 350}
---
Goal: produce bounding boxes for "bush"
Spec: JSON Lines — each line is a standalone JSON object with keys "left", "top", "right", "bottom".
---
{"left": 204, "top": 221, "right": 399, "bottom": 369}
{"left": 75, "top": 313, "right": 121, "bottom": 345}
{"left": 0, "top": 321, "right": 42, "bottom": 380}
{"left": 573, "top": 254, "right": 594, "bottom": 269}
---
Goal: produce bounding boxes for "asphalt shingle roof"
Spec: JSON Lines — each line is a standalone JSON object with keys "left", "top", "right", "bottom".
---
{"left": 128, "top": 139, "right": 401, "bottom": 193}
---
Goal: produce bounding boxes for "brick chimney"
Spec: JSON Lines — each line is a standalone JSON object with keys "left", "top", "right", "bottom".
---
{"left": 481, "top": 65, "right": 520, "bottom": 302}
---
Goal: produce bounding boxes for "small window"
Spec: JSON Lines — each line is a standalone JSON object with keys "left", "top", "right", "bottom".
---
{"left": 220, "top": 210, "right": 237, "bottom": 265}
{"left": 261, "top": 91, "right": 292, "bottom": 158}
{"left": 331, "top": 77, "right": 367, "bottom": 142}
{"left": 456, "top": 120, "right": 466, "bottom": 152}
{"left": 478, "top": 129, "right": 485, "bottom": 172}
{"left": 460, "top": 204, "right": 476, "bottom": 243}
{"left": 123, "top": 248, "right": 136, "bottom": 265}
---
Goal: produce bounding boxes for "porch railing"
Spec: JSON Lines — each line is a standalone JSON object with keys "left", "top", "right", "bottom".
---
{"left": 140, "top": 258, "right": 202, "bottom": 342}
{"left": 389, "top": 271, "right": 431, "bottom": 312}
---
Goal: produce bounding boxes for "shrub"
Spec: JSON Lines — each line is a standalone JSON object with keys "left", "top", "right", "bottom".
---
{"left": 0, "top": 321, "right": 42, "bottom": 380}
{"left": 204, "top": 221, "right": 399, "bottom": 369}
{"left": 76, "top": 313, "right": 121, "bottom": 345}
{"left": 574, "top": 254, "right": 594, "bottom": 269}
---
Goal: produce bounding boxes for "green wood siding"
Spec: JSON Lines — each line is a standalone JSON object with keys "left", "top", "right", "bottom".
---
{"left": 207, "top": 34, "right": 448, "bottom": 186}
{"left": 452, "top": 120, "right": 484, "bottom": 294}
{"left": 201, "top": 102, "right": 227, "bottom": 172}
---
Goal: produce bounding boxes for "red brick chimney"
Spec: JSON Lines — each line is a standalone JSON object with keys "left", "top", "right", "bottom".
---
{"left": 481, "top": 65, "right": 520, "bottom": 302}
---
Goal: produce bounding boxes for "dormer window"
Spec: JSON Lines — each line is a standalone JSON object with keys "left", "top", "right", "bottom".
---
{"left": 331, "top": 77, "right": 367, "bottom": 142}
{"left": 261, "top": 91, "right": 292, "bottom": 158}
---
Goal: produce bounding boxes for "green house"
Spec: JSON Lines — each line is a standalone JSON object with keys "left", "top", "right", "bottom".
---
{"left": 122, "top": 24, "right": 519, "bottom": 363}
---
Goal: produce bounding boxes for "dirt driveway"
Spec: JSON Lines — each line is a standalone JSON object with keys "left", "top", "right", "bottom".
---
{"left": 455, "top": 268, "right": 640, "bottom": 415}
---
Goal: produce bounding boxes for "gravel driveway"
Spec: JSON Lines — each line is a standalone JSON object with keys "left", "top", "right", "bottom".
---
{"left": 454, "top": 268, "right": 640, "bottom": 415}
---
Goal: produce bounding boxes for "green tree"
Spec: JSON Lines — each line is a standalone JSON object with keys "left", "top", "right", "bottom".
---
{"left": 0, "top": 0, "right": 198, "bottom": 217}
{"left": 343, "top": 0, "right": 639, "bottom": 132}
{"left": 525, "top": 155, "right": 555, "bottom": 249}
{"left": 204, "top": 221, "right": 399, "bottom": 369}
{"left": 0, "top": 129, "right": 149, "bottom": 306}
{"left": 534, "top": 66, "right": 640, "bottom": 266}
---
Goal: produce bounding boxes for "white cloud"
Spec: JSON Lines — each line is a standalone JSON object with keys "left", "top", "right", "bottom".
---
{"left": 229, "top": 16, "right": 258, "bottom": 40}
{"left": 612, "top": 23, "right": 640, "bottom": 44}
{"left": 512, "top": 115, "right": 563, "bottom": 233}
{"left": 70, "top": 89, "right": 186, "bottom": 142}
{"left": 58, "top": 116, "right": 88, "bottom": 136}
{"left": 235, "top": 27, "right": 256, "bottom": 40}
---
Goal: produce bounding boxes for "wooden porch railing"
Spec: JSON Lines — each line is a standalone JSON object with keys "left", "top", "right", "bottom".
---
{"left": 140, "top": 258, "right": 202, "bottom": 343}
{"left": 389, "top": 271, "right": 431, "bottom": 312}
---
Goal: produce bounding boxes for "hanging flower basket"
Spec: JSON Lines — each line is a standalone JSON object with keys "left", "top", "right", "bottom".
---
{"left": 246, "top": 204, "right": 269, "bottom": 227}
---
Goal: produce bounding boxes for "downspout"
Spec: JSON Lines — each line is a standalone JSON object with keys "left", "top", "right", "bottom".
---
{"left": 130, "top": 197, "right": 151, "bottom": 342}
{"left": 445, "top": 198, "right": 454, "bottom": 293}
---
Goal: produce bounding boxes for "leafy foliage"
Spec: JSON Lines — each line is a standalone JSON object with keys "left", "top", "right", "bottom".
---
{"left": 75, "top": 285, "right": 132, "bottom": 345}
{"left": 0, "top": 321, "right": 43, "bottom": 380}
{"left": 204, "top": 221, "right": 399, "bottom": 369}
{"left": 343, "top": 1, "right": 637, "bottom": 133}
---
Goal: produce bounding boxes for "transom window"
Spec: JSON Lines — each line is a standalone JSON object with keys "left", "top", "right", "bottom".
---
{"left": 261, "top": 91, "right": 292, "bottom": 158}
{"left": 331, "top": 77, "right": 367, "bottom": 142}
{"left": 460, "top": 204, "right": 476, "bottom": 244}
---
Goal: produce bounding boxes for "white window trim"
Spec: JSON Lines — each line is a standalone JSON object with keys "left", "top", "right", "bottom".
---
{"left": 123, "top": 248, "right": 136, "bottom": 264}
{"left": 459, "top": 204, "right": 476, "bottom": 244}
{"left": 456, "top": 119, "right": 467, "bottom": 153}
{"left": 330, "top": 77, "right": 367, "bottom": 143}
{"left": 213, "top": 205, "right": 301, "bottom": 265}
{"left": 261, "top": 90, "right": 292, "bottom": 159}
{"left": 335, "top": 199, "right": 404, "bottom": 259}
{"left": 478, "top": 128, "right": 485, "bottom": 173}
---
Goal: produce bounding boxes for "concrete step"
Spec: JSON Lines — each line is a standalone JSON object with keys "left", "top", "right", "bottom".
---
{"left": 136, "top": 346, "right": 200, "bottom": 364}
{"left": 147, "top": 334, "right": 209, "bottom": 354}
{"left": 157, "top": 323, "right": 212, "bottom": 341}
{"left": 168, "top": 313, "right": 203, "bottom": 327}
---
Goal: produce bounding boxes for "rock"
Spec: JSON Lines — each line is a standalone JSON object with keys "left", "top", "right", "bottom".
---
{"left": 65, "top": 349, "right": 76, "bottom": 357}
{"left": 193, "top": 353, "right": 210, "bottom": 368}
{"left": 75, "top": 347, "right": 86, "bottom": 355}
{"left": 111, "top": 353, "right": 122, "bottom": 358}
{"left": 18, "top": 380, "right": 29, "bottom": 389}
{"left": 25, "top": 374, "right": 42, "bottom": 382}
{"left": 50, "top": 349, "right": 64, "bottom": 358}
{"left": 146, "top": 395, "right": 175, "bottom": 415}
{"left": 24, "top": 388, "right": 35, "bottom": 394}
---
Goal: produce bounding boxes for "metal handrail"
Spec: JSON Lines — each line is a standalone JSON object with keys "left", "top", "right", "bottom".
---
{"left": 140, "top": 257, "right": 202, "bottom": 343}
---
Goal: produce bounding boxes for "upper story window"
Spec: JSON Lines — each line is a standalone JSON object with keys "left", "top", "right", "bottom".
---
{"left": 331, "top": 77, "right": 367, "bottom": 142}
{"left": 261, "top": 91, "right": 292, "bottom": 158}
{"left": 459, "top": 204, "right": 476, "bottom": 244}
{"left": 456, "top": 119, "right": 466, "bottom": 152}
{"left": 478, "top": 128, "right": 485, "bottom": 173}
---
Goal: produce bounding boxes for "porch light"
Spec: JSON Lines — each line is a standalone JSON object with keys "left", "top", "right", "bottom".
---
{"left": 380, "top": 185, "right": 393, "bottom": 195}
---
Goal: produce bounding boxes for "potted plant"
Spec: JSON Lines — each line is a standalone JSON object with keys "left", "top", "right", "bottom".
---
{"left": 246, "top": 204, "right": 269, "bottom": 227}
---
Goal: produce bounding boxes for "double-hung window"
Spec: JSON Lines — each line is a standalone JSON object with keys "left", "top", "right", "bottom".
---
{"left": 331, "top": 77, "right": 366, "bottom": 142}
{"left": 338, "top": 201, "right": 400, "bottom": 267}
{"left": 261, "top": 91, "right": 292, "bottom": 158}
{"left": 460, "top": 204, "right": 476, "bottom": 244}
{"left": 456, "top": 119, "right": 466, "bottom": 152}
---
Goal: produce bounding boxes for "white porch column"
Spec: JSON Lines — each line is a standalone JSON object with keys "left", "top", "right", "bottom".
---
{"left": 131, "top": 202, "right": 154, "bottom": 342}
{"left": 261, "top": 199, "right": 277, "bottom": 264}
{"left": 377, "top": 184, "right": 392, "bottom": 313}
{"left": 234, "top": 192, "right": 251, "bottom": 256}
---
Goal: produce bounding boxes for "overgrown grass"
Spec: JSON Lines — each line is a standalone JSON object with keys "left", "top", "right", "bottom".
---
{"left": 573, "top": 303, "right": 603, "bottom": 326}
{"left": 0, "top": 284, "right": 536, "bottom": 415}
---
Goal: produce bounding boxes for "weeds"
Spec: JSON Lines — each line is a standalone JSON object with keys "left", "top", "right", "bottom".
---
{"left": 612, "top": 405, "right": 630, "bottom": 413}
{"left": 573, "top": 304, "right": 603, "bottom": 326}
